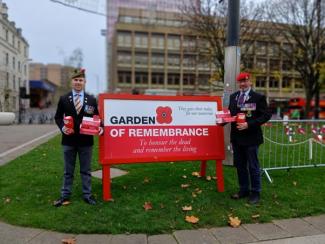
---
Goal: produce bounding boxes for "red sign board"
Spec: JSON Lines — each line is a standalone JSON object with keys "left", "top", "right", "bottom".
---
{"left": 99, "top": 94, "right": 225, "bottom": 201}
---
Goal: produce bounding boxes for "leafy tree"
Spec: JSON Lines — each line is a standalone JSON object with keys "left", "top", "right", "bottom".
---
{"left": 262, "top": 0, "right": 325, "bottom": 118}
{"left": 180, "top": 0, "right": 264, "bottom": 86}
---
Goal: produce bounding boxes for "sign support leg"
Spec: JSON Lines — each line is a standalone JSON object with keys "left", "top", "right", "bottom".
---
{"left": 216, "top": 160, "right": 224, "bottom": 192}
{"left": 200, "top": 160, "right": 207, "bottom": 177}
{"left": 102, "top": 165, "right": 112, "bottom": 201}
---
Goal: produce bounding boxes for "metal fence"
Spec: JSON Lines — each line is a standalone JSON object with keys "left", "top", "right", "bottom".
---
{"left": 260, "top": 119, "right": 325, "bottom": 182}
{"left": 15, "top": 108, "right": 56, "bottom": 124}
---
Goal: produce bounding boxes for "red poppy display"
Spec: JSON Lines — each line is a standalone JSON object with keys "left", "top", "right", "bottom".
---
{"left": 156, "top": 106, "right": 173, "bottom": 124}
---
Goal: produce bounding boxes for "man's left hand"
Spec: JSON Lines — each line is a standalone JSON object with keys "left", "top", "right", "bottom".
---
{"left": 237, "top": 122, "right": 248, "bottom": 130}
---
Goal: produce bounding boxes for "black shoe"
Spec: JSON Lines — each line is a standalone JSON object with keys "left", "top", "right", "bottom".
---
{"left": 53, "top": 197, "right": 70, "bottom": 207}
{"left": 249, "top": 192, "right": 260, "bottom": 205}
{"left": 231, "top": 191, "right": 250, "bottom": 200}
{"left": 84, "top": 196, "right": 96, "bottom": 205}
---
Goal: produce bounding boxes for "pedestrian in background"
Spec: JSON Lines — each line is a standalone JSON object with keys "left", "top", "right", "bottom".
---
{"left": 53, "top": 68, "right": 103, "bottom": 207}
{"left": 229, "top": 72, "right": 271, "bottom": 204}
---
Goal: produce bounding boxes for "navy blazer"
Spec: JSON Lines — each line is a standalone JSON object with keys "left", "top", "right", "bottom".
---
{"left": 228, "top": 89, "right": 271, "bottom": 146}
{"left": 55, "top": 91, "right": 99, "bottom": 146}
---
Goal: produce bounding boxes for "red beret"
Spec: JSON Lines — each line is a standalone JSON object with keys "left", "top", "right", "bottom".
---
{"left": 236, "top": 72, "right": 250, "bottom": 81}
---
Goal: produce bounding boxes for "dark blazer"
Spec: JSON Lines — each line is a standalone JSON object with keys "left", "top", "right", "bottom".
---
{"left": 229, "top": 89, "right": 271, "bottom": 146}
{"left": 55, "top": 91, "right": 99, "bottom": 146}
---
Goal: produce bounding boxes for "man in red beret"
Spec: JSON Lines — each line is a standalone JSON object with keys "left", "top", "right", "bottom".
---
{"left": 228, "top": 72, "right": 271, "bottom": 204}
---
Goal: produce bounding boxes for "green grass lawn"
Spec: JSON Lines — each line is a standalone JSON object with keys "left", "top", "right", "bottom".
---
{"left": 0, "top": 135, "right": 325, "bottom": 234}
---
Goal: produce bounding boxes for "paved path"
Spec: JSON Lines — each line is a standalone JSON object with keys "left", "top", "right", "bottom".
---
{"left": 0, "top": 124, "right": 59, "bottom": 166}
{"left": 0, "top": 215, "right": 325, "bottom": 243}
{"left": 1, "top": 125, "right": 325, "bottom": 244}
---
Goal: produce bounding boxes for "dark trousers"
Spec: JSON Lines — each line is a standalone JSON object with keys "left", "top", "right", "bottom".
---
{"left": 61, "top": 145, "right": 92, "bottom": 199}
{"left": 232, "top": 143, "right": 261, "bottom": 193}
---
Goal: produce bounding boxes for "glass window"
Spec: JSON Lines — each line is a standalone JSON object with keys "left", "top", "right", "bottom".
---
{"left": 256, "top": 41, "right": 267, "bottom": 55}
{"left": 151, "top": 34, "right": 164, "bottom": 49}
{"left": 134, "top": 52, "right": 148, "bottom": 66}
{"left": 117, "top": 51, "right": 131, "bottom": 65}
{"left": 5, "top": 53, "right": 9, "bottom": 65}
{"left": 117, "top": 31, "right": 131, "bottom": 47}
{"left": 13, "top": 75, "right": 16, "bottom": 90}
{"left": 242, "top": 57, "right": 254, "bottom": 69}
{"left": 152, "top": 72, "right": 164, "bottom": 85}
{"left": 183, "top": 55, "right": 196, "bottom": 68}
{"left": 118, "top": 71, "right": 131, "bottom": 84}
{"left": 168, "top": 54, "right": 179, "bottom": 67}
{"left": 197, "top": 55, "right": 210, "bottom": 69}
{"left": 241, "top": 41, "right": 254, "bottom": 54}
{"left": 6, "top": 72, "right": 9, "bottom": 87}
{"left": 269, "top": 59, "right": 279, "bottom": 71}
{"left": 256, "top": 58, "right": 267, "bottom": 72}
{"left": 24, "top": 46, "right": 27, "bottom": 57}
{"left": 256, "top": 76, "right": 266, "bottom": 88}
{"left": 269, "top": 77, "right": 279, "bottom": 88}
{"left": 167, "top": 35, "right": 180, "bottom": 50}
{"left": 183, "top": 74, "right": 195, "bottom": 85}
{"left": 135, "top": 72, "right": 148, "bottom": 84}
{"left": 167, "top": 73, "right": 180, "bottom": 85}
{"left": 294, "top": 79, "right": 303, "bottom": 88}
{"left": 134, "top": 32, "right": 148, "bottom": 48}
{"left": 183, "top": 37, "right": 196, "bottom": 51}
{"left": 151, "top": 54, "right": 164, "bottom": 66}
{"left": 269, "top": 43, "right": 280, "bottom": 56}
{"left": 282, "top": 77, "right": 291, "bottom": 88}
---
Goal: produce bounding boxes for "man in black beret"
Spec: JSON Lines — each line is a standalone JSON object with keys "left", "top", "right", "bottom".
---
{"left": 53, "top": 68, "right": 103, "bottom": 207}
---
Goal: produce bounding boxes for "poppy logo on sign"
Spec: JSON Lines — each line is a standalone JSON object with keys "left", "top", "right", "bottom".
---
{"left": 156, "top": 106, "right": 172, "bottom": 124}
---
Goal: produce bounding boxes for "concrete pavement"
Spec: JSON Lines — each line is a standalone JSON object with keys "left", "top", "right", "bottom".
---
{"left": 0, "top": 215, "right": 325, "bottom": 243}
{"left": 1, "top": 124, "right": 325, "bottom": 243}
{"left": 0, "top": 124, "right": 59, "bottom": 166}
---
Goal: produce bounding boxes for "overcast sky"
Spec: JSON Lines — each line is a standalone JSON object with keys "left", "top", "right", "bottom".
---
{"left": 5, "top": 0, "right": 106, "bottom": 95}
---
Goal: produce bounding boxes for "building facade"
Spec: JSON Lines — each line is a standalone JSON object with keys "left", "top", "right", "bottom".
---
{"left": 110, "top": 7, "right": 306, "bottom": 104}
{"left": 106, "top": 0, "right": 199, "bottom": 92}
{"left": 29, "top": 63, "right": 74, "bottom": 108}
{"left": 0, "top": 1, "right": 29, "bottom": 113}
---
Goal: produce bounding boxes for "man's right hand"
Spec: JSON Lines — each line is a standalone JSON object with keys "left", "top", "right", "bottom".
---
{"left": 62, "top": 126, "right": 74, "bottom": 135}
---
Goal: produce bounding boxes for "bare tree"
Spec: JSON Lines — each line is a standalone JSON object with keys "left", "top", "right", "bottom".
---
{"left": 179, "top": 0, "right": 264, "bottom": 86}
{"left": 262, "top": 0, "right": 325, "bottom": 118}
{"left": 64, "top": 48, "right": 83, "bottom": 68}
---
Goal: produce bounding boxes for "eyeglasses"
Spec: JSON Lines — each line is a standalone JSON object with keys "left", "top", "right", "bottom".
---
{"left": 73, "top": 78, "right": 84, "bottom": 82}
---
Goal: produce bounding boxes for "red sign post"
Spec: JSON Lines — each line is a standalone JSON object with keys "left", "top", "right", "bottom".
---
{"left": 99, "top": 94, "right": 225, "bottom": 201}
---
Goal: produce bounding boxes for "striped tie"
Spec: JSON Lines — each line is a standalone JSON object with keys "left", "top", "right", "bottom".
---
{"left": 74, "top": 94, "right": 82, "bottom": 114}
